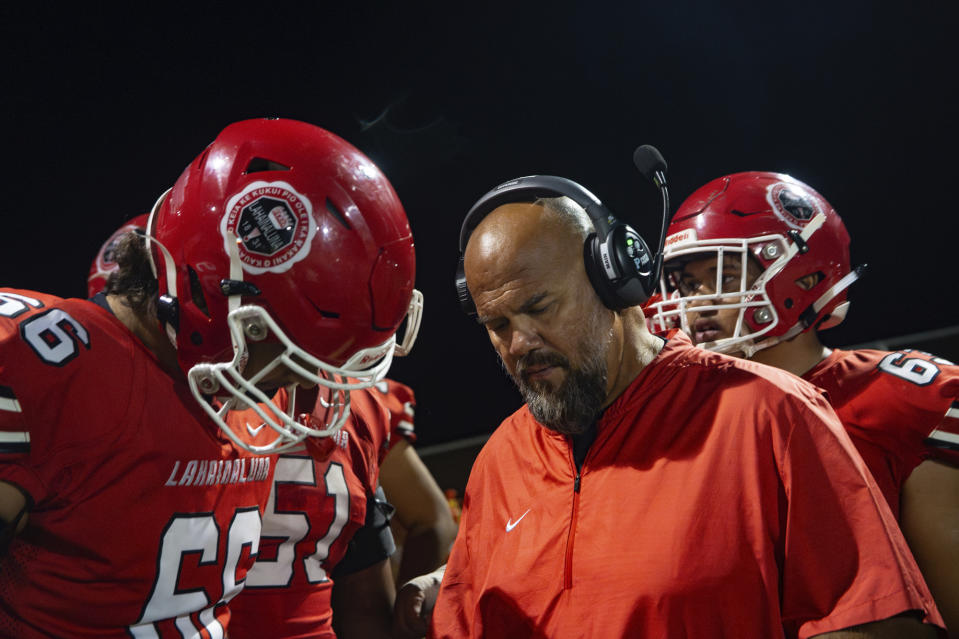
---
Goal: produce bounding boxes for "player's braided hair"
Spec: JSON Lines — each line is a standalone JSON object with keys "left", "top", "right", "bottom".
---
{"left": 103, "top": 232, "right": 158, "bottom": 317}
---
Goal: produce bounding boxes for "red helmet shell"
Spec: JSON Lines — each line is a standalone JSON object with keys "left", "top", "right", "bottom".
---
{"left": 666, "top": 171, "right": 852, "bottom": 337}
{"left": 87, "top": 214, "right": 150, "bottom": 297}
{"left": 151, "top": 118, "right": 416, "bottom": 376}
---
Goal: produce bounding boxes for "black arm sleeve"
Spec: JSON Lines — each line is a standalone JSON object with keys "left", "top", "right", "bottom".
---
{"left": 332, "top": 484, "right": 396, "bottom": 578}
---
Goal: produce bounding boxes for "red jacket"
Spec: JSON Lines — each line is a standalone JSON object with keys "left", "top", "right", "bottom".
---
{"left": 431, "top": 333, "right": 942, "bottom": 638}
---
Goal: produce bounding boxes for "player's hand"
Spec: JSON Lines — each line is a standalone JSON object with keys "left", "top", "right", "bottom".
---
{"left": 392, "top": 564, "right": 445, "bottom": 639}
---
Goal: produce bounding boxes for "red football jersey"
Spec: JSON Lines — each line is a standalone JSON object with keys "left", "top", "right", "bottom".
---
{"left": 0, "top": 289, "right": 274, "bottom": 638}
{"left": 803, "top": 348, "right": 959, "bottom": 518}
{"left": 227, "top": 386, "right": 390, "bottom": 638}
{"left": 431, "top": 333, "right": 942, "bottom": 638}
{"left": 374, "top": 378, "right": 417, "bottom": 448}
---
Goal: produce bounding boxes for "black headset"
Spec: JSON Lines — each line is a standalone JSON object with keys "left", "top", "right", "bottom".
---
{"left": 455, "top": 145, "right": 671, "bottom": 317}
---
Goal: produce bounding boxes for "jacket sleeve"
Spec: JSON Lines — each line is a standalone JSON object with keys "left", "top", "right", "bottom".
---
{"left": 776, "top": 394, "right": 944, "bottom": 639}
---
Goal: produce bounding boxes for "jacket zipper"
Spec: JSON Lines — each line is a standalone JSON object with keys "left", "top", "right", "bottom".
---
{"left": 563, "top": 467, "right": 582, "bottom": 589}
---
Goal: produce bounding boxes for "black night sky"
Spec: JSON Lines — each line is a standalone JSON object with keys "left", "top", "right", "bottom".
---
{"left": 2, "top": 3, "right": 956, "bottom": 446}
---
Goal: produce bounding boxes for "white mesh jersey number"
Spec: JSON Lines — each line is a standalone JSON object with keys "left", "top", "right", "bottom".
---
{"left": 0, "top": 292, "right": 43, "bottom": 318}
{"left": 245, "top": 455, "right": 352, "bottom": 587}
{"left": 129, "top": 508, "right": 261, "bottom": 638}
{"left": 878, "top": 350, "right": 943, "bottom": 386}
{"left": 19, "top": 309, "right": 91, "bottom": 366}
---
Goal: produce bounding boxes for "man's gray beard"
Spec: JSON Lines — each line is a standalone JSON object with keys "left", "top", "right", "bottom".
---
{"left": 505, "top": 324, "right": 612, "bottom": 436}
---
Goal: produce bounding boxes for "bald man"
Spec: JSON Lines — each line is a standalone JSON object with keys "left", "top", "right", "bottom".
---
{"left": 422, "top": 194, "right": 943, "bottom": 638}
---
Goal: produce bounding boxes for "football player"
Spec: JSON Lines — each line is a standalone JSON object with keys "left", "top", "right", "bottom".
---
{"left": 226, "top": 384, "right": 402, "bottom": 639}
{"left": 647, "top": 171, "right": 959, "bottom": 636}
{"left": 231, "top": 378, "right": 453, "bottom": 639}
{"left": 0, "top": 118, "right": 421, "bottom": 638}
{"left": 374, "top": 379, "right": 457, "bottom": 586}
{"left": 86, "top": 214, "right": 428, "bottom": 638}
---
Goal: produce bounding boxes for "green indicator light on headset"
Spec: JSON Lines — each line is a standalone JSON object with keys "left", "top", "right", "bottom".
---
{"left": 627, "top": 238, "right": 634, "bottom": 246}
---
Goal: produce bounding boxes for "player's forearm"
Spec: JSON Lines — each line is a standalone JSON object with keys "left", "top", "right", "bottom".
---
{"left": 0, "top": 481, "right": 28, "bottom": 553}
{"left": 901, "top": 459, "right": 959, "bottom": 638}
{"left": 331, "top": 558, "right": 396, "bottom": 639}
{"left": 396, "top": 521, "right": 456, "bottom": 585}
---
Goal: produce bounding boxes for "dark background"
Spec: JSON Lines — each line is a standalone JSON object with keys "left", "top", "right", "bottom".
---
{"left": 2, "top": 3, "right": 956, "bottom": 447}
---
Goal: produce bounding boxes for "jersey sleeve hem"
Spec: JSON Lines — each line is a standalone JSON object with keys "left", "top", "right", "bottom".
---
{"left": 0, "top": 468, "right": 44, "bottom": 507}
{"left": 795, "top": 589, "right": 943, "bottom": 638}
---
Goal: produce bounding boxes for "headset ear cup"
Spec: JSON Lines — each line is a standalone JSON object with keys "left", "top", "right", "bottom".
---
{"left": 583, "top": 233, "right": 622, "bottom": 311}
{"left": 454, "top": 255, "right": 477, "bottom": 317}
{"left": 585, "top": 226, "right": 658, "bottom": 310}
{"left": 613, "top": 224, "right": 660, "bottom": 307}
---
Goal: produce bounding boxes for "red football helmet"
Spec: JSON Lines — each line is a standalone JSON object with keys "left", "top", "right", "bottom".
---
{"left": 87, "top": 214, "right": 150, "bottom": 297}
{"left": 640, "top": 292, "right": 681, "bottom": 333}
{"left": 647, "top": 172, "right": 859, "bottom": 357}
{"left": 147, "top": 118, "right": 423, "bottom": 453}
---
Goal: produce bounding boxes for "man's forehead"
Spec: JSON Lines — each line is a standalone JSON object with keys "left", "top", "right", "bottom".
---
{"left": 475, "top": 288, "right": 549, "bottom": 324}
{"left": 473, "top": 263, "right": 550, "bottom": 308}
{"left": 468, "top": 221, "right": 576, "bottom": 282}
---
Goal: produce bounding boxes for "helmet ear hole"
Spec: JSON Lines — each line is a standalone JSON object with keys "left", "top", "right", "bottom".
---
{"left": 794, "top": 272, "right": 823, "bottom": 292}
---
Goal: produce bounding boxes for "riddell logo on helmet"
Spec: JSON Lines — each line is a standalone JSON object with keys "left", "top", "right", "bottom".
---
{"left": 665, "top": 228, "right": 697, "bottom": 248}
{"left": 766, "top": 183, "right": 819, "bottom": 230}
{"left": 221, "top": 180, "right": 318, "bottom": 274}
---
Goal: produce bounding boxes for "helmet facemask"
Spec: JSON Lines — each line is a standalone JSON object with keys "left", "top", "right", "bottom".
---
{"left": 185, "top": 237, "right": 424, "bottom": 454}
{"left": 189, "top": 305, "right": 395, "bottom": 454}
{"left": 652, "top": 235, "right": 787, "bottom": 358}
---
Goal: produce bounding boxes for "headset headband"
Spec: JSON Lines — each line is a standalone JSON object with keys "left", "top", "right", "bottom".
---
{"left": 458, "top": 175, "right": 615, "bottom": 252}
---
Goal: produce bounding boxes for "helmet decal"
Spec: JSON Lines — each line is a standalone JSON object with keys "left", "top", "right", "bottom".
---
{"left": 767, "top": 182, "right": 820, "bottom": 229}
{"left": 220, "top": 180, "right": 317, "bottom": 274}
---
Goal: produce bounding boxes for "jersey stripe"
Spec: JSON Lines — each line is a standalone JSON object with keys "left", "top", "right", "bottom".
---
{"left": 0, "top": 385, "right": 20, "bottom": 413}
{"left": 0, "top": 431, "right": 30, "bottom": 454}
{"left": 946, "top": 400, "right": 959, "bottom": 420}
{"left": 927, "top": 429, "right": 959, "bottom": 450}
